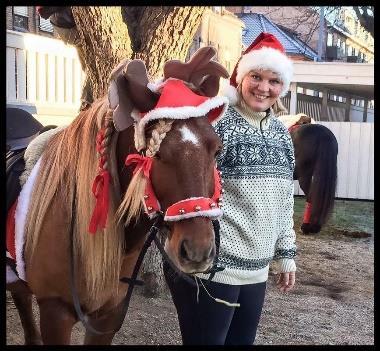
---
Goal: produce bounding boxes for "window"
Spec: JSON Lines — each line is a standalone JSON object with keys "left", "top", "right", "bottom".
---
{"left": 13, "top": 6, "right": 28, "bottom": 31}
{"left": 337, "top": 38, "right": 341, "bottom": 47}
{"left": 347, "top": 45, "right": 352, "bottom": 56}
{"left": 352, "top": 47, "right": 356, "bottom": 56}
{"left": 342, "top": 41, "right": 346, "bottom": 54}
{"left": 327, "top": 33, "right": 333, "bottom": 46}
{"left": 39, "top": 17, "right": 54, "bottom": 33}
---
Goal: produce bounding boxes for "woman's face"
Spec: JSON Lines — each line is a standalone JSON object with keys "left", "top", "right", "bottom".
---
{"left": 240, "top": 70, "right": 284, "bottom": 112}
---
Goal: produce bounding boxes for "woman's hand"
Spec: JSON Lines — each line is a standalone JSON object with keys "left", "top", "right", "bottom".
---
{"left": 276, "top": 271, "right": 295, "bottom": 292}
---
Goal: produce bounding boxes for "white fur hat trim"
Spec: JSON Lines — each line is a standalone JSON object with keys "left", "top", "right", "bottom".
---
{"left": 236, "top": 47, "right": 293, "bottom": 97}
{"left": 220, "top": 78, "right": 239, "bottom": 106}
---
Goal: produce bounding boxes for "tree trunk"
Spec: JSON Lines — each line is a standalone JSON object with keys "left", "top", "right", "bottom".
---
{"left": 70, "top": 6, "right": 207, "bottom": 296}
{"left": 71, "top": 6, "right": 206, "bottom": 100}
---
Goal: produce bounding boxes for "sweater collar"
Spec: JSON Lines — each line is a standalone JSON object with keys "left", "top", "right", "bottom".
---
{"left": 234, "top": 101, "right": 272, "bottom": 129}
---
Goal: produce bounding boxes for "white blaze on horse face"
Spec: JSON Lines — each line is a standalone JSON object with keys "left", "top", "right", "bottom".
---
{"left": 179, "top": 126, "right": 200, "bottom": 146}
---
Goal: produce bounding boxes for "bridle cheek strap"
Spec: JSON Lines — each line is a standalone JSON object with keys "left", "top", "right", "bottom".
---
{"left": 125, "top": 154, "right": 161, "bottom": 218}
{"left": 125, "top": 154, "right": 223, "bottom": 222}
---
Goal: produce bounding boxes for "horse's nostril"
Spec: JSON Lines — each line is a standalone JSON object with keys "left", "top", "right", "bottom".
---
{"left": 180, "top": 240, "right": 190, "bottom": 261}
{"left": 179, "top": 240, "right": 215, "bottom": 264}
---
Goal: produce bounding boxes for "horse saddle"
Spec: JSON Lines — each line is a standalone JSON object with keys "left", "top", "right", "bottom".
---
{"left": 6, "top": 108, "right": 57, "bottom": 212}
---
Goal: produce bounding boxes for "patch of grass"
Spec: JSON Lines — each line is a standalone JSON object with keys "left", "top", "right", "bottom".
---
{"left": 293, "top": 196, "right": 374, "bottom": 235}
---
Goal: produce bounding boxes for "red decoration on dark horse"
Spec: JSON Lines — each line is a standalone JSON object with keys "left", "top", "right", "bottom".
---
{"left": 279, "top": 114, "right": 338, "bottom": 234}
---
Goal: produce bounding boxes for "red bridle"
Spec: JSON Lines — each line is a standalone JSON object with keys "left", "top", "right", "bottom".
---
{"left": 125, "top": 154, "right": 223, "bottom": 221}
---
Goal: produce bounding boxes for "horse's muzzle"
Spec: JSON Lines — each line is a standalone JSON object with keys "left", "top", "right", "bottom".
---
{"left": 178, "top": 239, "right": 215, "bottom": 273}
{"left": 164, "top": 218, "right": 216, "bottom": 274}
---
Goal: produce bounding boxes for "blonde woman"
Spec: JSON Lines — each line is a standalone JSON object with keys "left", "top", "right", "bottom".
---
{"left": 164, "top": 32, "right": 296, "bottom": 345}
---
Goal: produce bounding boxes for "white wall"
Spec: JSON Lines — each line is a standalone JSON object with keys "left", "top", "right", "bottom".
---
{"left": 294, "top": 121, "right": 374, "bottom": 200}
{"left": 6, "top": 30, "right": 85, "bottom": 126}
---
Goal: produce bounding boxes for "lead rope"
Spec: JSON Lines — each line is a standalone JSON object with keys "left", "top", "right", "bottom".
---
{"left": 155, "top": 221, "right": 238, "bottom": 308}
{"left": 194, "top": 276, "right": 240, "bottom": 308}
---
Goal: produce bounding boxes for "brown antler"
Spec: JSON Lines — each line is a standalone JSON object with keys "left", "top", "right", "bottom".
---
{"left": 163, "top": 46, "right": 229, "bottom": 97}
{"left": 108, "top": 59, "right": 159, "bottom": 132}
{"left": 163, "top": 46, "right": 216, "bottom": 82}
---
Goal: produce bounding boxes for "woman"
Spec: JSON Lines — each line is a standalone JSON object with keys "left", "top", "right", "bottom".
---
{"left": 164, "top": 32, "right": 297, "bottom": 345}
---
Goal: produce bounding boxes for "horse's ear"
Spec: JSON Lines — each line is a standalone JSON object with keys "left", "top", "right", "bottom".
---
{"left": 108, "top": 59, "right": 159, "bottom": 132}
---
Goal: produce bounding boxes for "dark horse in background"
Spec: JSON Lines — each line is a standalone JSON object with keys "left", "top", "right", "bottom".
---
{"left": 287, "top": 115, "right": 338, "bottom": 234}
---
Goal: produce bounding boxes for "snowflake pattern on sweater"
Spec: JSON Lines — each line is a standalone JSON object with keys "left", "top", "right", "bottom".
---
{"left": 197, "top": 106, "right": 297, "bottom": 285}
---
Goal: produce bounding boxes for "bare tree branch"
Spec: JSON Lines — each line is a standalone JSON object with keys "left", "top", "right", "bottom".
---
{"left": 353, "top": 6, "right": 374, "bottom": 38}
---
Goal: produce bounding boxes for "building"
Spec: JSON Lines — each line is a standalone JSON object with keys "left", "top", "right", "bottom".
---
{"left": 325, "top": 8, "right": 374, "bottom": 63}
{"left": 228, "top": 6, "right": 322, "bottom": 55}
{"left": 187, "top": 7, "right": 244, "bottom": 75}
{"left": 237, "top": 12, "right": 318, "bottom": 61}
{"left": 228, "top": 6, "right": 373, "bottom": 64}
{"left": 6, "top": 6, "right": 55, "bottom": 37}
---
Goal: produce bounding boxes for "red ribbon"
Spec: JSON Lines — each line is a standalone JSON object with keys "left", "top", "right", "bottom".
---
{"left": 125, "top": 154, "right": 153, "bottom": 177}
{"left": 303, "top": 202, "right": 312, "bottom": 223}
{"left": 88, "top": 170, "right": 111, "bottom": 234}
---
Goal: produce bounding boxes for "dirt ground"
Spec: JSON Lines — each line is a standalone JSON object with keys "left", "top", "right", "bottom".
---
{"left": 6, "top": 217, "right": 374, "bottom": 345}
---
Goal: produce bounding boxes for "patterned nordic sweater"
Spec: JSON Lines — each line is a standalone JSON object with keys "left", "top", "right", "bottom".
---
{"left": 197, "top": 106, "right": 297, "bottom": 285}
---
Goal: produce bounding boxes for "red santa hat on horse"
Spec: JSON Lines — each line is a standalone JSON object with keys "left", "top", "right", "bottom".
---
{"left": 224, "top": 32, "right": 293, "bottom": 105}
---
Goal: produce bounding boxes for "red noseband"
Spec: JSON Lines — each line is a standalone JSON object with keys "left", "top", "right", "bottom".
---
{"left": 125, "top": 154, "right": 223, "bottom": 221}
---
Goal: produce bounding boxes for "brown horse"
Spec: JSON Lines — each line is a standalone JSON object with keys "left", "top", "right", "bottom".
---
{"left": 6, "top": 47, "right": 229, "bottom": 344}
{"left": 289, "top": 119, "right": 338, "bottom": 234}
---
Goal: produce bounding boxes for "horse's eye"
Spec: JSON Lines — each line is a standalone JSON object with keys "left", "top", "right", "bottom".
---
{"left": 154, "top": 152, "right": 161, "bottom": 160}
{"left": 214, "top": 149, "right": 221, "bottom": 159}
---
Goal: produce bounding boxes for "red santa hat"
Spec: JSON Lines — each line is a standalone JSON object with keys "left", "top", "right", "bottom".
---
{"left": 223, "top": 32, "right": 293, "bottom": 105}
{"left": 133, "top": 78, "right": 228, "bottom": 151}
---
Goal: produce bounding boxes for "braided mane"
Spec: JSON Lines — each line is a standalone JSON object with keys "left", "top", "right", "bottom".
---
{"left": 116, "top": 119, "right": 173, "bottom": 225}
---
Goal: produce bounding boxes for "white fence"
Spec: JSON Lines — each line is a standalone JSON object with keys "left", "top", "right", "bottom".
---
{"left": 282, "top": 93, "right": 374, "bottom": 123}
{"left": 294, "top": 121, "right": 374, "bottom": 200}
{"left": 6, "top": 30, "right": 85, "bottom": 126}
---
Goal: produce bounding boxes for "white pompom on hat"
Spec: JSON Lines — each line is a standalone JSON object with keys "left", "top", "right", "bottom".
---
{"left": 223, "top": 32, "right": 293, "bottom": 105}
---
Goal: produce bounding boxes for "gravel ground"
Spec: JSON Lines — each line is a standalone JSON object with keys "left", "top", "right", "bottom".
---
{"left": 6, "top": 224, "right": 374, "bottom": 345}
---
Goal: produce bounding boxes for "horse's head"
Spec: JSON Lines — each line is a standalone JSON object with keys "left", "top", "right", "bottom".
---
{"left": 108, "top": 47, "right": 229, "bottom": 273}
{"left": 151, "top": 117, "right": 222, "bottom": 273}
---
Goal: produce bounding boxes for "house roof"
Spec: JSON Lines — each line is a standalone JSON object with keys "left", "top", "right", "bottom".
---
{"left": 238, "top": 13, "right": 318, "bottom": 61}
